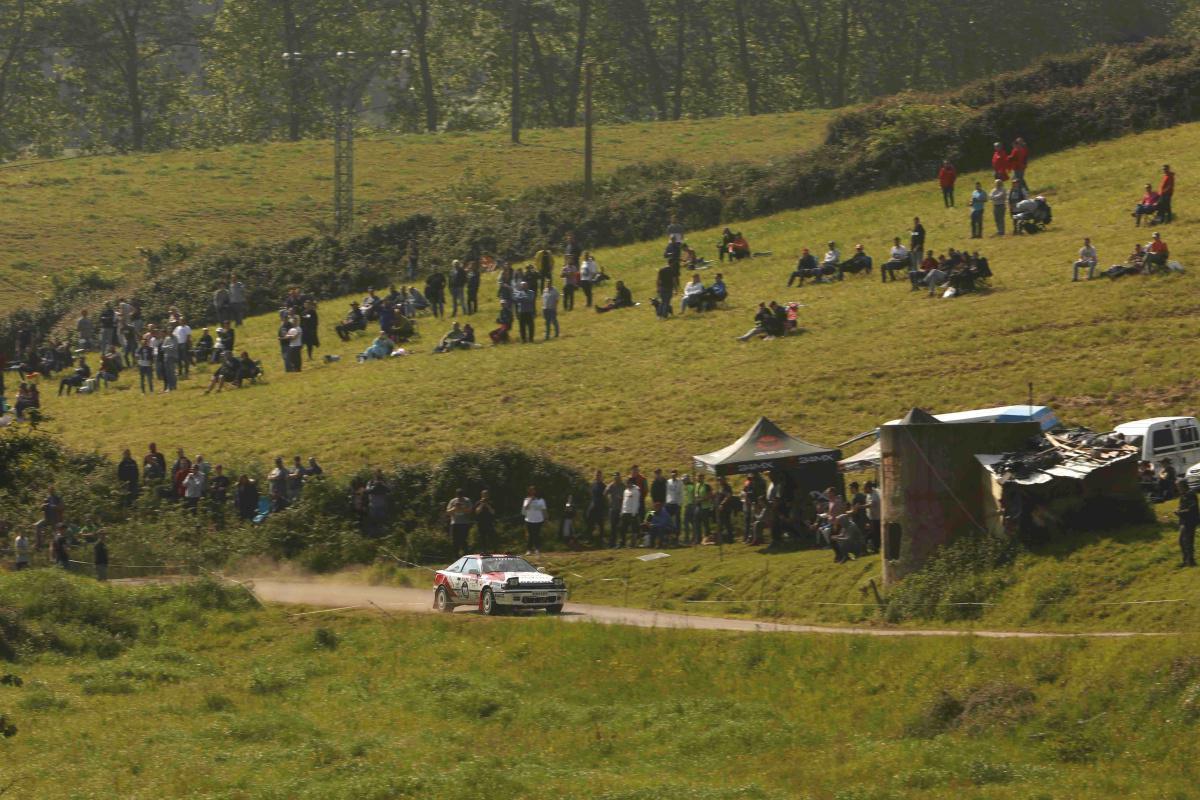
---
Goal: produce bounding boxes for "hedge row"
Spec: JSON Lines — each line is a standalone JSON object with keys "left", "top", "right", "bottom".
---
{"left": 5, "top": 38, "right": 1199, "bottom": 343}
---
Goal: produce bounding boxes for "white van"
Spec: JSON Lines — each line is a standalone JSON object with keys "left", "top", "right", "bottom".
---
{"left": 1113, "top": 416, "right": 1200, "bottom": 471}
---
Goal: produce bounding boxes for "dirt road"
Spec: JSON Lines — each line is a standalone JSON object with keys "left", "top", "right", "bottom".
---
{"left": 244, "top": 578, "right": 1158, "bottom": 639}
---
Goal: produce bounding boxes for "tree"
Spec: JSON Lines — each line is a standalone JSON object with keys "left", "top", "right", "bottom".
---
{"left": 0, "top": 0, "right": 66, "bottom": 155}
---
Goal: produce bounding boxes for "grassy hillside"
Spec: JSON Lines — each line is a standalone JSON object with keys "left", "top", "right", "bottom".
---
{"left": 5, "top": 571, "right": 1200, "bottom": 799}
{"left": 0, "top": 110, "right": 834, "bottom": 313}
{"left": 46, "top": 122, "right": 1199, "bottom": 473}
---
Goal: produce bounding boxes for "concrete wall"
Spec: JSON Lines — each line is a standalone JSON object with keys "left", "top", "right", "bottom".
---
{"left": 879, "top": 421, "right": 1039, "bottom": 585}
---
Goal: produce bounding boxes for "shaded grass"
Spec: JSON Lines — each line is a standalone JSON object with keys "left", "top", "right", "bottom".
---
{"left": 5, "top": 580, "right": 1200, "bottom": 798}
{"left": 0, "top": 111, "right": 834, "bottom": 312}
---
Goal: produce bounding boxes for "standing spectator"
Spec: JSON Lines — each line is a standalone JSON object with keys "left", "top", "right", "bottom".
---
{"left": 1176, "top": 479, "right": 1198, "bottom": 567}
{"left": 650, "top": 469, "right": 667, "bottom": 510}
{"left": 75, "top": 310, "right": 95, "bottom": 351}
{"left": 448, "top": 260, "right": 467, "bottom": 317}
{"left": 1072, "top": 237, "right": 1098, "bottom": 282}
{"left": 51, "top": 526, "right": 69, "bottom": 569}
{"left": 560, "top": 259, "right": 579, "bottom": 312}
{"left": 228, "top": 274, "right": 247, "bottom": 326}
{"left": 425, "top": 269, "right": 446, "bottom": 318}
{"left": 514, "top": 282, "right": 537, "bottom": 343}
{"left": 666, "top": 215, "right": 685, "bottom": 243}
{"left": 1008, "top": 137, "right": 1029, "bottom": 182}
{"left": 98, "top": 302, "right": 117, "bottom": 352}
{"left": 1159, "top": 164, "right": 1176, "bottom": 223}
{"left": 656, "top": 261, "right": 675, "bottom": 320}
{"left": 182, "top": 466, "right": 206, "bottom": 514}
{"left": 534, "top": 249, "right": 554, "bottom": 292}
{"left": 173, "top": 318, "right": 192, "bottom": 379}
{"left": 209, "top": 465, "right": 230, "bottom": 518}
{"left": 579, "top": 252, "right": 599, "bottom": 307}
{"left": 522, "top": 485, "right": 547, "bottom": 555}
{"left": 213, "top": 284, "right": 231, "bottom": 324}
{"left": 864, "top": 480, "right": 882, "bottom": 553}
{"left": 990, "top": 179, "right": 1008, "bottom": 236}
{"left": 117, "top": 449, "right": 139, "bottom": 504}
{"left": 991, "top": 142, "right": 1010, "bottom": 180}
{"left": 404, "top": 240, "right": 419, "bottom": 281}
{"left": 715, "top": 477, "right": 736, "bottom": 543}
{"left": 37, "top": 486, "right": 64, "bottom": 548}
{"left": 13, "top": 529, "right": 30, "bottom": 570}
{"left": 466, "top": 262, "right": 481, "bottom": 315}
{"left": 563, "top": 232, "right": 582, "bottom": 270}
{"left": 694, "top": 474, "right": 713, "bottom": 544}
{"left": 158, "top": 330, "right": 178, "bottom": 392}
{"left": 605, "top": 472, "right": 625, "bottom": 548}
{"left": 682, "top": 474, "right": 697, "bottom": 541}
{"left": 541, "top": 280, "right": 560, "bottom": 340}
{"left": 287, "top": 456, "right": 305, "bottom": 501}
{"left": 474, "top": 490, "right": 496, "bottom": 552}
{"left": 665, "top": 470, "right": 684, "bottom": 541}
{"left": 300, "top": 300, "right": 320, "bottom": 361}
{"left": 937, "top": 160, "right": 957, "bottom": 207}
{"left": 281, "top": 317, "right": 302, "bottom": 372}
{"left": 969, "top": 181, "right": 987, "bottom": 239}
{"left": 446, "top": 489, "right": 474, "bottom": 556}
{"left": 619, "top": 480, "right": 641, "bottom": 549}
{"left": 909, "top": 218, "right": 925, "bottom": 267}
{"left": 143, "top": 443, "right": 166, "bottom": 482}
{"left": 365, "top": 469, "right": 390, "bottom": 535}
{"left": 586, "top": 470, "right": 607, "bottom": 544}
{"left": 93, "top": 533, "right": 109, "bottom": 581}
{"left": 235, "top": 475, "right": 260, "bottom": 521}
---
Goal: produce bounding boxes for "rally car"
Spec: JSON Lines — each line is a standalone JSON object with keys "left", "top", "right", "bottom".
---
{"left": 433, "top": 554, "right": 568, "bottom": 615}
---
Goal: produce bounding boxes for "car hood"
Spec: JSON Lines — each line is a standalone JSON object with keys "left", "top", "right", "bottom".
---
{"left": 483, "top": 570, "right": 559, "bottom": 585}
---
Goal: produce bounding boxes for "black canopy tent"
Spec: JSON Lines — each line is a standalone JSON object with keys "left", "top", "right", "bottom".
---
{"left": 693, "top": 417, "right": 844, "bottom": 496}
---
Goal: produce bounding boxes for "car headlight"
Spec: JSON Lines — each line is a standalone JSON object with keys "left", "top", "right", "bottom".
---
{"left": 553, "top": 577, "right": 565, "bottom": 587}
{"left": 506, "top": 577, "right": 520, "bottom": 588}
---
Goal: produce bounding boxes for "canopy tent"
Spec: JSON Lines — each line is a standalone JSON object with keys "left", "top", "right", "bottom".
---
{"left": 693, "top": 417, "right": 842, "bottom": 479}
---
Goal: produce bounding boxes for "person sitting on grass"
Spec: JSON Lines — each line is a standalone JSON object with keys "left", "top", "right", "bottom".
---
{"left": 736, "top": 302, "right": 787, "bottom": 341}
{"left": 194, "top": 328, "right": 214, "bottom": 363}
{"left": 204, "top": 351, "right": 241, "bottom": 394}
{"left": 822, "top": 241, "right": 841, "bottom": 279}
{"left": 1132, "top": 183, "right": 1159, "bottom": 227}
{"left": 681, "top": 274, "right": 707, "bottom": 312}
{"left": 839, "top": 243, "right": 872, "bottom": 277}
{"left": 58, "top": 356, "right": 90, "bottom": 396}
{"left": 831, "top": 512, "right": 866, "bottom": 563}
{"left": 238, "top": 351, "right": 263, "bottom": 384}
{"left": 908, "top": 251, "right": 936, "bottom": 290}
{"left": 881, "top": 237, "right": 909, "bottom": 283}
{"left": 718, "top": 228, "right": 736, "bottom": 262}
{"left": 1145, "top": 232, "right": 1170, "bottom": 273}
{"left": 14, "top": 382, "right": 38, "bottom": 421}
{"left": 433, "top": 322, "right": 475, "bottom": 353}
{"left": 335, "top": 302, "right": 366, "bottom": 341}
{"left": 727, "top": 232, "right": 751, "bottom": 260}
{"left": 596, "top": 281, "right": 634, "bottom": 313}
{"left": 1101, "top": 243, "right": 1147, "bottom": 279}
{"left": 97, "top": 347, "right": 122, "bottom": 388}
{"left": 787, "top": 248, "right": 818, "bottom": 287}
{"left": 489, "top": 300, "right": 513, "bottom": 344}
{"left": 709, "top": 274, "right": 727, "bottom": 306}
{"left": 358, "top": 331, "right": 394, "bottom": 362}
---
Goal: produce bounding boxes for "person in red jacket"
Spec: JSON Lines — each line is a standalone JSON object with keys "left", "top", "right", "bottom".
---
{"left": 991, "top": 142, "right": 1010, "bottom": 181}
{"left": 937, "top": 160, "right": 958, "bottom": 208}
{"left": 1008, "top": 137, "right": 1029, "bottom": 181}
{"left": 1159, "top": 164, "right": 1175, "bottom": 223}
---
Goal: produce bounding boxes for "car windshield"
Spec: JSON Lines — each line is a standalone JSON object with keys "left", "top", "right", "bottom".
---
{"left": 482, "top": 557, "right": 537, "bottom": 574}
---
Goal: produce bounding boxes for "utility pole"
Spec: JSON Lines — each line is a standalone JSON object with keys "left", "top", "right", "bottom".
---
{"left": 510, "top": 0, "right": 521, "bottom": 144}
{"left": 583, "top": 61, "right": 593, "bottom": 200}
{"left": 283, "top": 49, "right": 410, "bottom": 237}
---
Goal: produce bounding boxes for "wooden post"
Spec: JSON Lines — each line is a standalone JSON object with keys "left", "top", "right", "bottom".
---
{"left": 510, "top": 0, "right": 521, "bottom": 144}
{"left": 583, "top": 61, "right": 593, "bottom": 200}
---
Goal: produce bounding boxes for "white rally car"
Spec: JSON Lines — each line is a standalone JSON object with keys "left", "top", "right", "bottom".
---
{"left": 433, "top": 554, "right": 568, "bottom": 615}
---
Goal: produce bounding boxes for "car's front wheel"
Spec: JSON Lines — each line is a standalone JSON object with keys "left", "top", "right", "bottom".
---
{"left": 434, "top": 586, "right": 453, "bottom": 613}
{"left": 481, "top": 588, "right": 501, "bottom": 616}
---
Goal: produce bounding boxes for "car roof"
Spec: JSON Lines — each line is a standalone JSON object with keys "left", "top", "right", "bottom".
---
{"left": 1115, "top": 417, "right": 1197, "bottom": 433}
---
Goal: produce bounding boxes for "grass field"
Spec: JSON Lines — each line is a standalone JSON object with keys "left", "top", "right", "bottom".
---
{"left": 0, "top": 110, "right": 834, "bottom": 314}
{"left": 5, "top": 571, "right": 1200, "bottom": 799}
{"left": 45, "top": 122, "right": 1200, "bottom": 478}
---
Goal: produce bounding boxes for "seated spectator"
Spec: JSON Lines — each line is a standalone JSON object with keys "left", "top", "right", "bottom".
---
{"left": 909, "top": 251, "right": 936, "bottom": 290}
{"left": 784, "top": 302, "right": 800, "bottom": 332}
{"left": 681, "top": 274, "right": 707, "bottom": 312}
{"left": 238, "top": 352, "right": 262, "bottom": 384}
{"left": 14, "top": 382, "right": 39, "bottom": 420}
{"left": 1133, "top": 183, "right": 1159, "bottom": 227}
{"left": 831, "top": 512, "right": 866, "bottom": 563}
{"left": 595, "top": 281, "right": 634, "bottom": 313}
{"left": 881, "top": 237, "right": 909, "bottom": 283}
{"left": 736, "top": 302, "right": 787, "bottom": 341}
{"left": 58, "top": 357, "right": 90, "bottom": 396}
{"left": 489, "top": 300, "right": 513, "bottom": 345}
{"left": 839, "top": 243, "right": 872, "bottom": 277}
{"left": 335, "top": 302, "right": 366, "bottom": 341}
{"left": 408, "top": 287, "right": 430, "bottom": 313}
{"left": 1102, "top": 243, "right": 1147, "bottom": 279}
{"left": 787, "top": 248, "right": 817, "bottom": 287}
{"left": 709, "top": 273, "right": 727, "bottom": 305}
{"left": 1072, "top": 237, "right": 1098, "bottom": 282}
{"left": 97, "top": 347, "right": 122, "bottom": 388}
{"left": 204, "top": 351, "right": 242, "bottom": 394}
{"left": 360, "top": 288, "right": 382, "bottom": 321}
{"left": 1145, "top": 232, "right": 1170, "bottom": 273}
{"left": 1157, "top": 458, "right": 1179, "bottom": 502}
{"left": 433, "top": 322, "right": 476, "bottom": 354}
{"left": 822, "top": 241, "right": 841, "bottom": 279}
{"left": 923, "top": 263, "right": 949, "bottom": 296}
{"left": 1138, "top": 460, "right": 1157, "bottom": 494}
{"left": 194, "top": 328, "right": 214, "bottom": 363}
{"left": 727, "top": 232, "right": 751, "bottom": 260}
{"left": 358, "top": 331, "right": 394, "bottom": 361}
{"left": 718, "top": 227, "right": 736, "bottom": 262}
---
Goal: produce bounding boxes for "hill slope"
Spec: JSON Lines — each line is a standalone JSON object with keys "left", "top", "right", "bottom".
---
{"left": 46, "top": 122, "right": 1199, "bottom": 473}
{"left": 0, "top": 110, "right": 833, "bottom": 313}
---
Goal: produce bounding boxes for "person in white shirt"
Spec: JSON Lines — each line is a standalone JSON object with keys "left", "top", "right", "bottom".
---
{"left": 1072, "top": 237, "right": 1098, "bottom": 282}
{"left": 522, "top": 485, "right": 548, "bottom": 555}
{"left": 13, "top": 532, "right": 30, "bottom": 570}
{"left": 681, "top": 274, "right": 706, "bottom": 313}
{"left": 990, "top": 179, "right": 1008, "bottom": 236}
{"left": 173, "top": 320, "right": 193, "bottom": 378}
{"left": 822, "top": 241, "right": 841, "bottom": 279}
{"left": 618, "top": 482, "right": 641, "bottom": 548}
{"left": 579, "top": 253, "right": 599, "bottom": 308}
{"left": 864, "top": 480, "right": 882, "bottom": 553}
{"left": 281, "top": 316, "right": 303, "bottom": 372}
{"left": 664, "top": 471, "right": 684, "bottom": 537}
{"left": 882, "top": 237, "right": 909, "bottom": 282}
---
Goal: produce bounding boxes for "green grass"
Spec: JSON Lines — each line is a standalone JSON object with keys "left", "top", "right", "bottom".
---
{"left": 5, "top": 571, "right": 1200, "bottom": 799}
{"left": 0, "top": 110, "right": 834, "bottom": 313}
{"left": 47, "top": 122, "right": 1200, "bottom": 473}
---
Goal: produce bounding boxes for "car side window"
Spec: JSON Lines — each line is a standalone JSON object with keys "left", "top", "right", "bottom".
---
{"left": 447, "top": 558, "right": 465, "bottom": 573}
{"left": 1181, "top": 427, "right": 1199, "bottom": 447}
{"left": 463, "top": 558, "right": 481, "bottom": 574}
{"left": 1153, "top": 428, "right": 1177, "bottom": 454}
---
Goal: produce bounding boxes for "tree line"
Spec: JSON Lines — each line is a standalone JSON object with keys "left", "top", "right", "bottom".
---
{"left": 0, "top": 0, "right": 1184, "bottom": 156}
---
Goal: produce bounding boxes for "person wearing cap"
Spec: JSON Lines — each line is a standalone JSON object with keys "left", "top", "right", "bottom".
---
{"left": 991, "top": 142, "right": 1010, "bottom": 181}
{"left": 840, "top": 243, "right": 873, "bottom": 277}
{"left": 787, "top": 248, "right": 818, "bottom": 286}
{"left": 1146, "top": 232, "right": 1170, "bottom": 272}
{"left": 937, "top": 160, "right": 957, "bottom": 207}
{"left": 1008, "top": 137, "right": 1029, "bottom": 181}
{"left": 1158, "top": 164, "right": 1175, "bottom": 223}
{"left": 990, "top": 179, "right": 1008, "bottom": 236}
{"left": 882, "top": 237, "right": 908, "bottom": 282}
{"left": 1072, "top": 237, "right": 1098, "bottom": 282}
{"left": 822, "top": 241, "right": 841, "bottom": 279}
